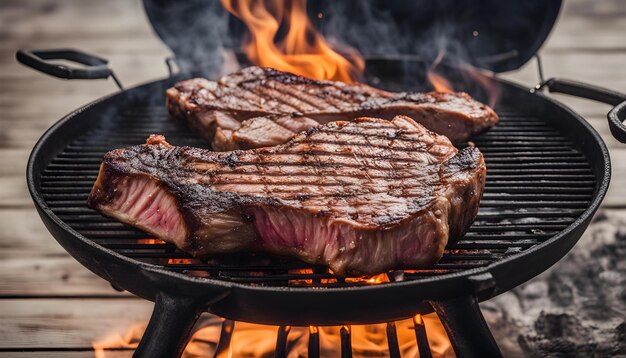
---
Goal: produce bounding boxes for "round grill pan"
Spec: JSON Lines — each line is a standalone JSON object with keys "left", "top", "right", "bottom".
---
{"left": 19, "top": 50, "right": 625, "bottom": 356}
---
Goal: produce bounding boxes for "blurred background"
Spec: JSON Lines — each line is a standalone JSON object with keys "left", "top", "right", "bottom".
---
{"left": 0, "top": 0, "right": 624, "bottom": 356}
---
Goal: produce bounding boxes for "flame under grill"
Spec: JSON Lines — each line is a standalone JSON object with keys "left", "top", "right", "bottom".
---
{"left": 39, "top": 105, "right": 595, "bottom": 286}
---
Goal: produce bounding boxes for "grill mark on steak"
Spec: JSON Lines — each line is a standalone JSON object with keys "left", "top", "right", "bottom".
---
{"left": 166, "top": 66, "right": 499, "bottom": 150}
{"left": 192, "top": 152, "right": 439, "bottom": 171}
{"left": 316, "top": 127, "right": 431, "bottom": 139}
{"left": 269, "top": 81, "right": 336, "bottom": 111}
{"left": 253, "top": 85, "right": 320, "bottom": 113}
{"left": 205, "top": 149, "right": 436, "bottom": 167}
{"left": 275, "top": 145, "right": 437, "bottom": 160}
{"left": 246, "top": 86, "right": 301, "bottom": 112}
{"left": 88, "top": 116, "right": 486, "bottom": 275}
{"left": 208, "top": 182, "right": 444, "bottom": 197}
{"left": 222, "top": 87, "right": 268, "bottom": 111}
{"left": 208, "top": 86, "right": 269, "bottom": 113}
{"left": 203, "top": 170, "right": 436, "bottom": 180}
{"left": 201, "top": 171, "right": 440, "bottom": 184}
{"left": 212, "top": 176, "right": 439, "bottom": 187}
{"left": 193, "top": 151, "right": 436, "bottom": 171}
{"left": 293, "top": 138, "right": 434, "bottom": 152}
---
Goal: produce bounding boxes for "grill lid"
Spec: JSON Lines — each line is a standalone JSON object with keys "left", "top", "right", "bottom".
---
{"left": 143, "top": 0, "right": 561, "bottom": 74}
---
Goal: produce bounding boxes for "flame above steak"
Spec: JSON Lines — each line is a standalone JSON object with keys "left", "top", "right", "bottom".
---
{"left": 221, "top": 0, "right": 364, "bottom": 83}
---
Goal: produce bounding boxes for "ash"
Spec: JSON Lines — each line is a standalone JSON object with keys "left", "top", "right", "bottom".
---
{"left": 481, "top": 210, "right": 626, "bottom": 357}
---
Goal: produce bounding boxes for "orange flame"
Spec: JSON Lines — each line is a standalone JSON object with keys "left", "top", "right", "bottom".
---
{"left": 459, "top": 62, "right": 501, "bottom": 108}
{"left": 93, "top": 322, "right": 146, "bottom": 358}
{"left": 93, "top": 313, "right": 454, "bottom": 357}
{"left": 427, "top": 49, "right": 501, "bottom": 107}
{"left": 428, "top": 72, "right": 454, "bottom": 93}
{"left": 427, "top": 49, "right": 454, "bottom": 93}
{"left": 220, "top": 0, "right": 364, "bottom": 83}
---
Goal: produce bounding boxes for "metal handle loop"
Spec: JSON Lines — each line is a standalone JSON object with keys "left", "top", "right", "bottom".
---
{"left": 16, "top": 48, "right": 123, "bottom": 90}
{"left": 534, "top": 77, "right": 626, "bottom": 143}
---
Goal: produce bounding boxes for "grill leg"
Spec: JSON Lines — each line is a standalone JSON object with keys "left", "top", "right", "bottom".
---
{"left": 340, "top": 326, "right": 352, "bottom": 358}
{"left": 429, "top": 296, "right": 502, "bottom": 358}
{"left": 386, "top": 322, "right": 401, "bottom": 358}
{"left": 308, "top": 327, "right": 320, "bottom": 358}
{"left": 133, "top": 293, "right": 204, "bottom": 358}
{"left": 275, "top": 325, "right": 291, "bottom": 358}
{"left": 413, "top": 315, "right": 433, "bottom": 358}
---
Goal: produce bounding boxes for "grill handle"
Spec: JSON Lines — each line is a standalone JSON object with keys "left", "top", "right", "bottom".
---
{"left": 539, "top": 78, "right": 626, "bottom": 143}
{"left": 16, "top": 48, "right": 123, "bottom": 90}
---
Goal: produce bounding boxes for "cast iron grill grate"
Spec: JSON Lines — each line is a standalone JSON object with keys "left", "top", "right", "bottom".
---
{"left": 205, "top": 318, "right": 435, "bottom": 358}
{"left": 39, "top": 106, "right": 595, "bottom": 286}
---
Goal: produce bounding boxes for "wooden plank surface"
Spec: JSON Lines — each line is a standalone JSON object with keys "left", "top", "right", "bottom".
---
{"left": 0, "top": 1, "right": 170, "bottom": 354}
{"left": 0, "top": 0, "right": 624, "bottom": 355}
{"left": 0, "top": 257, "right": 133, "bottom": 297}
{"left": 0, "top": 298, "right": 151, "bottom": 349}
{"left": 2, "top": 353, "right": 132, "bottom": 358}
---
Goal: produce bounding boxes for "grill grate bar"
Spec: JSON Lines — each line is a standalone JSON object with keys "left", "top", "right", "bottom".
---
{"left": 214, "top": 320, "right": 234, "bottom": 357}
{"left": 485, "top": 174, "right": 595, "bottom": 181}
{"left": 413, "top": 315, "right": 433, "bottom": 358}
{"left": 39, "top": 106, "right": 597, "bottom": 287}
{"left": 275, "top": 326, "right": 290, "bottom": 357}
{"left": 51, "top": 150, "right": 586, "bottom": 160}
{"left": 82, "top": 232, "right": 554, "bottom": 245}
{"left": 64, "top": 220, "right": 567, "bottom": 230}
{"left": 40, "top": 190, "right": 595, "bottom": 201}
{"left": 340, "top": 326, "right": 352, "bottom": 358}
{"left": 51, "top": 208, "right": 587, "bottom": 221}
{"left": 386, "top": 322, "right": 402, "bottom": 358}
{"left": 308, "top": 327, "right": 320, "bottom": 358}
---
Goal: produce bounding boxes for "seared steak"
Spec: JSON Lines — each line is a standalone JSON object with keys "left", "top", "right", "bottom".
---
{"left": 166, "top": 66, "right": 498, "bottom": 150}
{"left": 88, "top": 116, "right": 486, "bottom": 275}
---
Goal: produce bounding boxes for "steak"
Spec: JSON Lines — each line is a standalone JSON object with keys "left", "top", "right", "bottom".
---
{"left": 166, "top": 66, "right": 498, "bottom": 150}
{"left": 88, "top": 116, "right": 486, "bottom": 275}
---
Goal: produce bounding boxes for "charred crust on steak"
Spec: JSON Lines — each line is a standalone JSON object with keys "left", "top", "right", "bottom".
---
{"left": 89, "top": 117, "right": 486, "bottom": 274}
{"left": 166, "top": 66, "right": 499, "bottom": 150}
{"left": 224, "top": 153, "right": 239, "bottom": 168}
{"left": 295, "top": 194, "right": 311, "bottom": 201}
{"left": 305, "top": 127, "right": 319, "bottom": 136}
{"left": 316, "top": 209, "right": 330, "bottom": 217}
{"left": 443, "top": 146, "right": 482, "bottom": 172}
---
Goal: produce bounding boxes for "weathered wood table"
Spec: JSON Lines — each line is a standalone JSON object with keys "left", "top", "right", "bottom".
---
{"left": 0, "top": 0, "right": 624, "bottom": 356}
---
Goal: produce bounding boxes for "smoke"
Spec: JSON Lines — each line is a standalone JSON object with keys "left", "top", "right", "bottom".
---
{"left": 143, "top": 0, "right": 554, "bottom": 103}
{"left": 314, "top": 0, "right": 501, "bottom": 95}
{"left": 144, "top": 0, "right": 480, "bottom": 82}
{"left": 315, "top": 1, "right": 477, "bottom": 62}
{"left": 143, "top": 0, "right": 235, "bottom": 78}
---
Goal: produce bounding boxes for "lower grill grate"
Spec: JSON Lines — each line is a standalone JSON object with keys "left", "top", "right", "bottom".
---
{"left": 39, "top": 106, "right": 596, "bottom": 286}
{"left": 194, "top": 316, "right": 435, "bottom": 358}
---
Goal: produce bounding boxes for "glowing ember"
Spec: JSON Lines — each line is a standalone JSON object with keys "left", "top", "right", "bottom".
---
{"left": 167, "top": 258, "right": 195, "bottom": 265}
{"left": 137, "top": 238, "right": 166, "bottom": 244}
{"left": 345, "top": 273, "right": 391, "bottom": 285}
{"left": 288, "top": 268, "right": 314, "bottom": 285}
{"left": 220, "top": 0, "right": 364, "bottom": 83}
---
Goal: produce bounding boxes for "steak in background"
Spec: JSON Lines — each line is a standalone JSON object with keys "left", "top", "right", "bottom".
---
{"left": 88, "top": 116, "right": 486, "bottom": 275}
{"left": 166, "top": 66, "right": 499, "bottom": 150}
